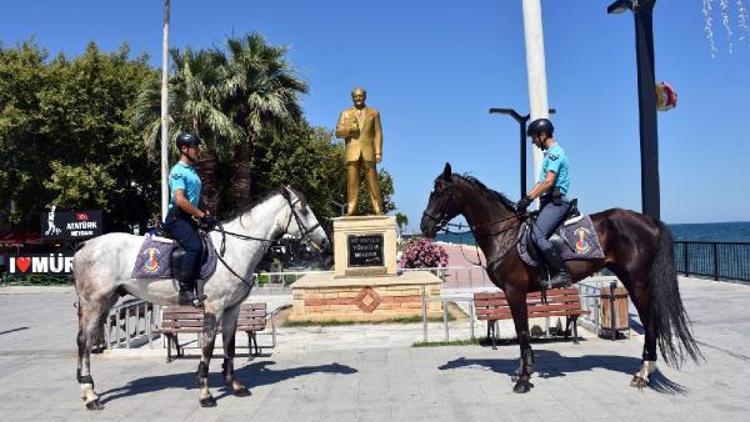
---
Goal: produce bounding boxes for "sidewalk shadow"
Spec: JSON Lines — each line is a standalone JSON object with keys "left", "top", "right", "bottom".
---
{"left": 438, "top": 350, "right": 686, "bottom": 394}
{"left": 99, "top": 361, "right": 357, "bottom": 405}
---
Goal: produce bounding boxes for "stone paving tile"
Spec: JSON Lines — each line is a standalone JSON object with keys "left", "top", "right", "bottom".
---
{"left": 1, "top": 277, "right": 750, "bottom": 421}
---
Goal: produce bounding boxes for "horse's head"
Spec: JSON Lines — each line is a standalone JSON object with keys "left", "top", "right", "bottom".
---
{"left": 420, "top": 163, "right": 461, "bottom": 238}
{"left": 279, "top": 186, "right": 330, "bottom": 252}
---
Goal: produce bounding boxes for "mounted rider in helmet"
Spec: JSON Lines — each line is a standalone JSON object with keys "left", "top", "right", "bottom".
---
{"left": 162, "top": 133, "right": 218, "bottom": 307}
{"left": 515, "top": 118, "right": 572, "bottom": 290}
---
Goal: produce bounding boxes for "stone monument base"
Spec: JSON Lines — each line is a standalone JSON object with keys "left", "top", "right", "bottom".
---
{"left": 289, "top": 272, "right": 442, "bottom": 322}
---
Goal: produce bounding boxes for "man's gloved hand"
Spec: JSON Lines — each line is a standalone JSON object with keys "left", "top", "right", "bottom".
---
{"left": 200, "top": 214, "right": 219, "bottom": 231}
{"left": 515, "top": 196, "right": 533, "bottom": 214}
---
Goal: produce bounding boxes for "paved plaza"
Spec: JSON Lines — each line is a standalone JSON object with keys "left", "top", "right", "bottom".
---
{"left": 1, "top": 277, "right": 749, "bottom": 421}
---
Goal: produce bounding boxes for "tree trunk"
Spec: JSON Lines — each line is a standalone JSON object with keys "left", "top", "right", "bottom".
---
{"left": 196, "top": 151, "right": 220, "bottom": 216}
{"left": 230, "top": 141, "right": 253, "bottom": 212}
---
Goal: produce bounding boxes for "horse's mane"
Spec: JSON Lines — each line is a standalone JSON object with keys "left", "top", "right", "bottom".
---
{"left": 230, "top": 187, "right": 308, "bottom": 225}
{"left": 457, "top": 174, "right": 517, "bottom": 211}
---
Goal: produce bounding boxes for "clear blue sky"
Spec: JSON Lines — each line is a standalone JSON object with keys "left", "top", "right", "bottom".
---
{"left": 2, "top": 1, "right": 749, "bottom": 229}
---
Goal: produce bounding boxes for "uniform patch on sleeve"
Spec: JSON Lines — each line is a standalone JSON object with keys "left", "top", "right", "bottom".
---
{"left": 549, "top": 154, "right": 559, "bottom": 161}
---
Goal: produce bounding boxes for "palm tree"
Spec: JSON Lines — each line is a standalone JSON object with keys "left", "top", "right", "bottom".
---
{"left": 133, "top": 47, "right": 242, "bottom": 215}
{"left": 395, "top": 212, "right": 409, "bottom": 236}
{"left": 219, "top": 34, "right": 308, "bottom": 209}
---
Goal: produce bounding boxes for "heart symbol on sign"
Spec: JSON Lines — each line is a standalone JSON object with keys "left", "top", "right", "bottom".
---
{"left": 16, "top": 257, "right": 31, "bottom": 273}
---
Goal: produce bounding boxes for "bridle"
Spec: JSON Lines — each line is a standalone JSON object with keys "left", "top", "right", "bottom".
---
{"left": 422, "top": 179, "right": 524, "bottom": 238}
{"left": 205, "top": 190, "right": 323, "bottom": 289}
{"left": 422, "top": 177, "right": 528, "bottom": 269}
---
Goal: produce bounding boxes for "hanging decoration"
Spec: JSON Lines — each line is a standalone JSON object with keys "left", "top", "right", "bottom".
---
{"left": 703, "top": 0, "right": 750, "bottom": 57}
{"left": 655, "top": 82, "right": 678, "bottom": 112}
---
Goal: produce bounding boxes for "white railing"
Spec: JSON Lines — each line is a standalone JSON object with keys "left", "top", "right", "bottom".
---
{"left": 104, "top": 298, "right": 159, "bottom": 349}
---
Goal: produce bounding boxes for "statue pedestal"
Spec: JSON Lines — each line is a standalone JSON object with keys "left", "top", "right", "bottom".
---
{"left": 290, "top": 216, "right": 443, "bottom": 322}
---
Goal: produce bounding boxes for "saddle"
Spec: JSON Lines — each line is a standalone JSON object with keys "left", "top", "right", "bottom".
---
{"left": 517, "top": 199, "right": 605, "bottom": 269}
{"left": 130, "top": 228, "right": 217, "bottom": 280}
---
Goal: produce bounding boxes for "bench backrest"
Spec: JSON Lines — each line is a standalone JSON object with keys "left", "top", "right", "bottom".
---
{"left": 161, "top": 302, "right": 267, "bottom": 332}
{"left": 237, "top": 302, "right": 266, "bottom": 332}
{"left": 474, "top": 288, "right": 583, "bottom": 320}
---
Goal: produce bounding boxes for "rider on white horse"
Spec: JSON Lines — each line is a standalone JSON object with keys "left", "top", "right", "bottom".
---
{"left": 163, "top": 132, "right": 219, "bottom": 306}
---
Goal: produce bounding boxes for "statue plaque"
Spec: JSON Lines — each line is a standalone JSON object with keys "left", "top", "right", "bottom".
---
{"left": 347, "top": 234, "right": 384, "bottom": 267}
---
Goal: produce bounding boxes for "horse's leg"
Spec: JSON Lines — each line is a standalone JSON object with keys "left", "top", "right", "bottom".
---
{"left": 624, "top": 277, "right": 657, "bottom": 388}
{"left": 197, "top": 310, "right": 222, "bottom": 407}
{"left": 76, "top": 291, "right": 116, "bottom": 410}
{"left": 506, "top": 288, "right": 534, "bottom": 393}
{"left": 221, "top": 304, "right": 251, "bottom": 397}
{"left": 606, "top": 260, "right": 657, "bottom": 389}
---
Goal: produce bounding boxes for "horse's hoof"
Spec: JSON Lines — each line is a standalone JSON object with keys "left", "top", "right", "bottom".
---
{"left": 513, "top": 378, "right": 533, "bottom": 394}
{"left": 630, "top": 375, "right": 648, "bottom": 389}
{"left": 200, "top": 396, "right": 217, "bottom": 408}
{"left": 233, "top": 387, "right": 252, "bottom": 397}
{"left": 85, "top": 399, "right": 104, "bottom": 410}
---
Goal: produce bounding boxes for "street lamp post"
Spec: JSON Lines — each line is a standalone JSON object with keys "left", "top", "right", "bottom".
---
{"left": 608, "top": 0, "right": 661, "bottom": 220}
{"left": 489, "top": 108, "right": 556, "bottom": 199}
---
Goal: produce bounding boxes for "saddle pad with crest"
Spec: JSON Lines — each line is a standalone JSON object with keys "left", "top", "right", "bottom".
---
{"left": 517, "top": 214, "right": 605, "bottom": 267}
{"left": 130, "top": 234, "right": 218, "bottom": 280}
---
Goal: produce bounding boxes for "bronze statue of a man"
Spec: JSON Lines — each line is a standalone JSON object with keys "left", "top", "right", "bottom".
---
{"left": 335, "top": 87, "right": 383, "bottom": 216}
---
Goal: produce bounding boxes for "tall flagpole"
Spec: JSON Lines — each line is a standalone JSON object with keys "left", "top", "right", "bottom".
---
{"left": 160, "top": 0, "right": 171, "bottom": 220}
{"left": 521, "top": 0, "right": 551, "bottom": 193}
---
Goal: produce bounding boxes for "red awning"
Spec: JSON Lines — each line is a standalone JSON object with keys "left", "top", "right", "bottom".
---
{"left": 0, "top": 231, "right": 45, "bottom": 247}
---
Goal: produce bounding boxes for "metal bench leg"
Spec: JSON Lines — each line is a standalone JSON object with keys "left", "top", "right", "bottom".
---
{"left": 564, "top": 317, "right": 571, "bottom": 340}
{"left": 166, "top": 334, "right": 173, "bottom": 363}
{"left": 247, "top": 332, "right": 254, "bottom": 361}
{"left": 491, "top": 320, "right": 498, "bottom": 350}
{"left": 572, "top": 317, "right": 579, "bottom": 345}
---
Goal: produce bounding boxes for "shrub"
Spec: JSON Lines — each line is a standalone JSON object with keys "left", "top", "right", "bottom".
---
{"left": 399, "top": 237, "right": 448, "bottom": 268}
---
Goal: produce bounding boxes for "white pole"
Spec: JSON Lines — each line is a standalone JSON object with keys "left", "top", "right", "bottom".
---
{"left": 521, "top": 0, "right": 550, "bottom": 191}
{"left": 160, "top": 0, "right": 171, "bottom": 220}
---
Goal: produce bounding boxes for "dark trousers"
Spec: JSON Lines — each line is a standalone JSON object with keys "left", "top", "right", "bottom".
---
{"left": 531, "top": 196, "right": 571, "bottom": 253}
{"left": 162, "top": 208, "right": 201, "bottom": 280}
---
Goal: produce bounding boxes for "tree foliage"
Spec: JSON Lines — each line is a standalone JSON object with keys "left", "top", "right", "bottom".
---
{"left": 0, "top": 41, "right": 159, "bottom": 231}
{"left": 0, "top": 36, "right": 397, "bottom": 234}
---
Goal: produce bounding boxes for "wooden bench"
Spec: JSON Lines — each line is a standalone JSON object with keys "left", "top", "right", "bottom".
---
{"left": 156, "top": 302, "right": 267, "bottom": 362}
{"left": 473, "top": 288, "right": 589, "bottom": 349}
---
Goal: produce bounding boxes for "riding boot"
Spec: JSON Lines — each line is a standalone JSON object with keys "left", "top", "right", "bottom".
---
{"left": 176, "top": 263, "right": 200, "bottom": 307}
{"left": 541, "top": 246, "right": 572, "bottom": 290}
{"left": 177, "top": 279, "right": 198, "bottom": 306}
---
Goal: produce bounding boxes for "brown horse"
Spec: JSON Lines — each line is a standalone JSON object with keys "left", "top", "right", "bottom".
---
{"left": 420, "top": 163, "right": 702, "bottom": 393}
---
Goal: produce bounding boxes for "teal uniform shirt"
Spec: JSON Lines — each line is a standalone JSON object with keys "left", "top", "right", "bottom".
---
{"left": 168, "top": 161, "right": 201, "bottom": 210}
{"left": 539, "top": 143, "right": 570, "bottom": 195}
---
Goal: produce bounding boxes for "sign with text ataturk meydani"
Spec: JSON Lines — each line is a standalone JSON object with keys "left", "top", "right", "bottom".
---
{"left": 40, "top": 208, "right": 102, "bottom": 240}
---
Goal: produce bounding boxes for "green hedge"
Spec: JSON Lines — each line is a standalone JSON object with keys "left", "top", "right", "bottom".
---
{"left": 1, "top": 273, "right": 74, "bottom": 286}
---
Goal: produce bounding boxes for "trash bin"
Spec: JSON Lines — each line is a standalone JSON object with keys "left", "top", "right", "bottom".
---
{"left": 599, "top": 282, "right": 629, "bottom": 340}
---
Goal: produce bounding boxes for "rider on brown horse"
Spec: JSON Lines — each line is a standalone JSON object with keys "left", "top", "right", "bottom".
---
{"left": 515, "top": 118, "right": 572, "bottom": 290}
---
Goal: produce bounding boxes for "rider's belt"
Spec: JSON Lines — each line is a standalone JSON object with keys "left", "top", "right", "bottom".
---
{"left": 540, "top": 187, "right": 564, "bottom": 207}
{"left": 166, "top": 207, "right": 199, "bottom": 228}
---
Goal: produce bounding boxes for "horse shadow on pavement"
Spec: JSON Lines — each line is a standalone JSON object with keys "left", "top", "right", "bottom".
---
{"left": 438, "top": 350, "right": 687, "bottom": 395}
{"left": 99, "top": 361, "right": 357, "bottom": 405}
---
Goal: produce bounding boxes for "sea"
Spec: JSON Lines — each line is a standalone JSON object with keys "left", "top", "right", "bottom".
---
{"left": 435, "top": 221, "right": 750, "bottom": 245}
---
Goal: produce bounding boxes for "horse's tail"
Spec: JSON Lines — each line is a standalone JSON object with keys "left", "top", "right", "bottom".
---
{"left": 649, "top": 221, "right": 703, "bottom": 368}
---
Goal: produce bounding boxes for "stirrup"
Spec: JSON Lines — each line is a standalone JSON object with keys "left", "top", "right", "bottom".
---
{"left": 542, "top": 273, "right": 572, "bottom": 290}
{"left": 178, "top": 290, "right": 198, "bottom": 306}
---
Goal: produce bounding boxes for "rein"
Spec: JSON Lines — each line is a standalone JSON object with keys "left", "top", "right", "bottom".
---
{"left": 204, "top": 194, "right": 321, "bottom": 290}
{"left": 423, "top": 182, "right": 531, "bottom": 271}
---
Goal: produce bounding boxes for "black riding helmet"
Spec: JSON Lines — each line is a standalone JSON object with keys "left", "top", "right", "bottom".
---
{"left": 527, "top": 118, "right": 554, "bottom": 137}
{"left": 176, "top": 132, "right": 201, "bottom": 149}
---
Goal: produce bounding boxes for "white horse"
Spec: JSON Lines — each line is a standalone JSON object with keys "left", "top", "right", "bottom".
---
{"left": 73, "top": 187, "right": 329, "bottom": 410}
